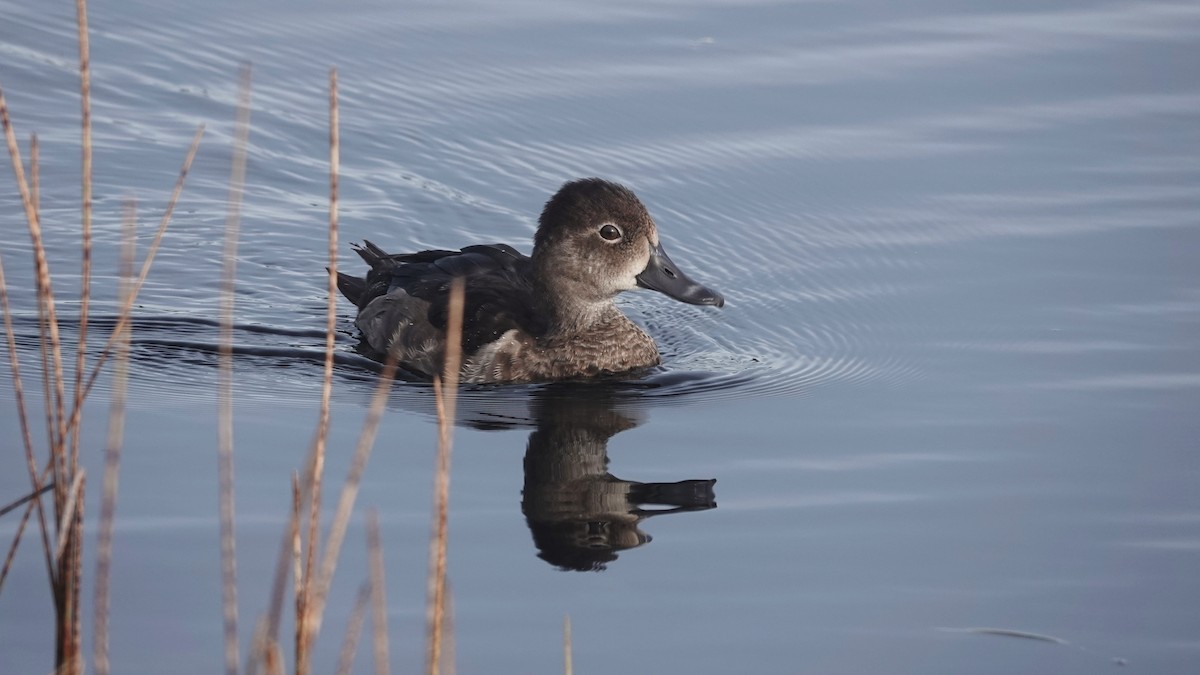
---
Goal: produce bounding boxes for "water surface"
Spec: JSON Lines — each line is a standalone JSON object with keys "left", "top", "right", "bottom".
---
{"left": 1, "top": 0, "right": 1198, "bottom": 672}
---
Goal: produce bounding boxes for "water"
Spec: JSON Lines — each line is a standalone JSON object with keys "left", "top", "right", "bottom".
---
{"left": 2, "top": 0, "right": 1198, "bottom": 672}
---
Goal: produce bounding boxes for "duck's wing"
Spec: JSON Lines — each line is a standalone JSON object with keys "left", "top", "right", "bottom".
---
{"left": 336, "top": 240, "right": 459, "bottom": 309}
{"left": 423, "top": 244, "right": 547, "bottom": 356}
{"left": 340, "top": 241, "right": 543, "bottom": 367}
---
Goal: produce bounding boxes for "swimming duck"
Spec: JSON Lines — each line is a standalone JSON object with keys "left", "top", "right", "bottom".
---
{"left": 336, "top": 178, "right": 724, "bottom": 383}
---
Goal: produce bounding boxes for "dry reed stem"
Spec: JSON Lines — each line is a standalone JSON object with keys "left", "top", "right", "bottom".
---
{"left": 0, "top": 248, "right": 57, "bottom": 587}
{"left": 291, "top": 67, "right": 383, "bottom": 650}
{"left": 30, "top": 133, "right": 64, "bottom": 511}
{"left": 308, "top": 355, "right": 399, "bottom": 632}
{"left": 0, "top": 485, "right": 53, "bottom": 518}
{"left": 23, "top": 131, "right": 58, "bottom": 580}
{"left": 0, "top": 494, "right": 35, "bottom": 593}
{"left": 244, "top": 471, "right": 304, "bottom": 675}
{"left": 36, "top": 302, "right": 57, "bottom": 474}
{"left": 92, "top": 200, "right": 136, "bottom": 675}
{"left": 296, "top": 466, "right": 318, "bottom": 675}
{"left": 53, "top": 473, "right": 84, "bottom": 569}
{"left": 290, "top": 466, "right": 308, "bottom": 674}
{"left": 292, "top": 472, "right": 303, "bottom": 604}
{"left": 218, "top": 63, "right": 253, "bottom": 675}
{"left": 249, "top": 619, "right": 286, "bottom": 675}
{"left": 334, "top": 582, "right": 372, "bottom": 675}
{"left": 29, "top": 130, "right": 63, "bottom": 570}
{"left": 425, "top": 279, "right": 464, "bottom": 675}
{"left": 69, "top": 0, "right": 93, "bottom": 480}
{"left": 247, "top": 618, "right": 269, "bottom": 675}
{"left": 60, "top": 30, "right": 90, "bottom": 664}
{"left": 66, "top": 490, "right": 86, "bottom": 675}
{"left": 69, "top": 124, "right": 204, "bottom": 433}
{"left": 0, "top": 484, "right": 50, "bottom": 596}
{"left": 264, "top": 639, "right": 284, "bottom": 675}
{"left": 324, "top": 68, "right": 339, "bottom": 381}
{"left": 265, "top": 638, "right": 283, "bottom": 672}
{"left": 0, "top": 79, "right": 69, "bottom": 513}
{"left": 367, "top": 509, "right": 390, "bottom": 675}
{"left": 256, "top": 353, "right": 403, "bottom": 675}
{"left": 283, "top": 474, "right": 302, "bottom": 675}
{"left": 30, "top": 131, "right": 59, "bottom": 486}
{"left": 296, "top": 67, "right": 341, "bottom": 675}
{"left": 563, "top": 614, "right": 573, "bottom": 675}
{"left": 0, "top": 463, "right": 53, "bottom": 594}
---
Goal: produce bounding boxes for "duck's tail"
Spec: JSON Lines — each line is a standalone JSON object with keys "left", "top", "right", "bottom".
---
{"left": 335, "top": 270, "right": 366, "bottom": 306}
{"left": 351, "top": 239, "right": 391, "bottom": 267}
{"left": 334, "top": 240, "right": 392, "bottom": 307}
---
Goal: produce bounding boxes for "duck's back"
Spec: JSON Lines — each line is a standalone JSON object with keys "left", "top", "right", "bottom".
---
{"left": 338, "top": 241, "right": 546, "bottom": 377}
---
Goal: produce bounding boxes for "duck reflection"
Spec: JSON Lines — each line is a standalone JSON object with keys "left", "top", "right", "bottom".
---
{"left": 520, "top": 386, "right": 717, "bottom": 571}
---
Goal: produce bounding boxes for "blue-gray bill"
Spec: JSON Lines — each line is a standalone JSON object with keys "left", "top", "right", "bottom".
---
{"left": 635, "top": 242, "right": 725, "bottom": 308}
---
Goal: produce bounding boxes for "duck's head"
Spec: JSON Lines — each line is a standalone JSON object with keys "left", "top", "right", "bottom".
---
{"left": 532, "top": 178, "right": 725, "bottom": 309}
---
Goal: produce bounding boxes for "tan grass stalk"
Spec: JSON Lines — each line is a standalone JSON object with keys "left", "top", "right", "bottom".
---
{"left": 265, "top": 638, "right": 283, "bottom": 675}
{"left": 0, "top": 79, "right": 69, "bottom": 511}
{"left": 0, "top": 249, "right": 56, "bottom": 587}
{"left": 264, "top": 639, "right": 284, "bottom": 675}
{"left": 0, "top": 485, "right": 53, "bottom": 519}
{"left": 425, "top": 279, "right": 464, "bottom": 675}
{"left": 292, "top": 472, "right": 303, "bottom": 604}
{"left": 256, "top": 353, "right": 403, "bottom": 675}
{"left": 63, "top": 476, "right": 86, "bottom": 675}
{"left": 70, "top": 0, "right": 93, "bottom": 479}
{"left": 296, "top": 67, "right": 341, "bottom": 675}
{"left": 289, "top": 69, "right": 405, "bottom": 666}
{"left": 367, "top": 509, "right": 390, "bottom": 675}
{"left": 0, "top": 496, "right": 33, "bottom": 592}
{"left": 307, "top": 356, "right": 398, "bottom": 632}
{"left": 16, "top": 130, "right": 57, "bottom": 585}
{"left": 91, "top": 200, "right": 136, "bottom": 675}
{"left": 563, "top": 614, "right": 573, "bottom": 675}
{"left": 218, "top": 64, "right": 253, "bottom": 675}
{"left": 30, "top": 131, "right": 59, "bottom": 474}
{"left": 51, "top": 492, "right": 81, "bottom": 670}
{"left": 69, "top": 124, "right": 204, "bottom": 432}
{"left": 244, "top": 471, "right": 304, "bottom": 675}
{"left": 334, "top": 582, "right": 372, "bottom": 675}
{"left": 53, "top": 472, "right": 84, "bottom": 568}
{"left": 287, "top": 318, "right": 406, "bottom": 664}
{"left": 247, "top": 618, "right": 269, "bottom": 675}
{"left": 0, "top": 463, "right": 53, "bottom": 595}
{"left": 28, "top": 130, "right": 60, "bottom": 494}
{"left": 0, "top": 498, "right": 33, "bottom": 592}
{"left": 246, "top": 617, "right": 285, "bottom": 675}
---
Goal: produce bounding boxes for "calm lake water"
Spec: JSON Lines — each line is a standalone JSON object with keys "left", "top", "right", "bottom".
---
{"left": 2, "top": 0, "right": 1198, "bottom": 672}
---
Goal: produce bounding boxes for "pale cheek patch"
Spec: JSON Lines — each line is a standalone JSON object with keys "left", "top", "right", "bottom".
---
{"left": 617, "top": 257, "right": 646, "bottom": 290}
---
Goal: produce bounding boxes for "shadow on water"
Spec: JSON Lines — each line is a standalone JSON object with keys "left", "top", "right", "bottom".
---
{"left": 520, "top": 384, "right": 717, "bottom": 571}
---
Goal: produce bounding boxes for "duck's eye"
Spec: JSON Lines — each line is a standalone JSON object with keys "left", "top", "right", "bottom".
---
{"left": 599, "top": 223, "right": 622, "bottom": 241}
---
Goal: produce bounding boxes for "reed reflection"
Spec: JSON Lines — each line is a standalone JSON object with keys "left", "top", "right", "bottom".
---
{"left": 520, "top": 385, "right": 717, "bottom": 571}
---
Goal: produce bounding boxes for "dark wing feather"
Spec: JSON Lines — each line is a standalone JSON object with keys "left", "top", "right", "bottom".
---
{"left": 341, "top": 240, "right": 545, "bottom": 357}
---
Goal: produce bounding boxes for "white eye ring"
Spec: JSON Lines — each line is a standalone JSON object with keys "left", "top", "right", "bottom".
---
{"left": 599, "top": 223, "right": 622, "bottom": 241}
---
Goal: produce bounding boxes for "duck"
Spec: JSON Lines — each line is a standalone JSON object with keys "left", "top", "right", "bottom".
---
{"left": 335, "top": 178, "right": 724, "bottom": 383}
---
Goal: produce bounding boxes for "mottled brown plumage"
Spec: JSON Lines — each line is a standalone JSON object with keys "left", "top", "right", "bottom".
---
{"left": 336, "top": 178, "right": 724, "bottom": 383}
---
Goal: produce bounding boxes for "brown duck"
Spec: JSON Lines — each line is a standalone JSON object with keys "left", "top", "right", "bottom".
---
{"left": 336, "top": 178, "right": 724, "bottom": 383}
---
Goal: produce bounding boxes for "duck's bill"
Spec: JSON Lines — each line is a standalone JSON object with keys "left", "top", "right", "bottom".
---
{"left": 636, "top": 242, "right": 725, "bottom": 308}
